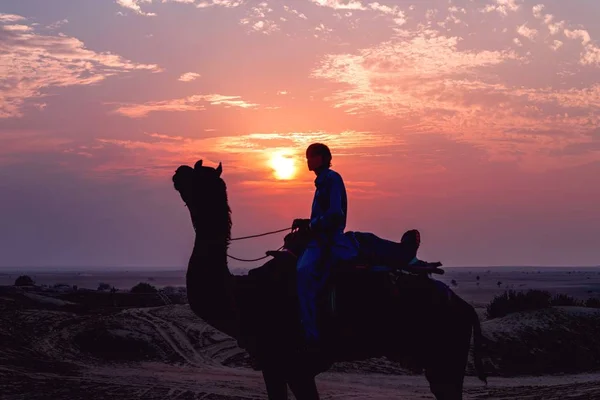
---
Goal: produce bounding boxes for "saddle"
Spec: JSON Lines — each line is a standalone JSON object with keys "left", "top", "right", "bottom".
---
{"left": 265, "top": 228, "right": 445, "bottom": 325}
{"left": 266, "top": 228, "right": 444, "bottom": 277}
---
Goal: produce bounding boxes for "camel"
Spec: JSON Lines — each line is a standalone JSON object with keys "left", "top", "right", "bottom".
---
{"left": 172, "top": 160, "right": 488, "bottom": 400}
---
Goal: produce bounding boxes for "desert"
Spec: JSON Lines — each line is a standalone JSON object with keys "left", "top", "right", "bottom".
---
{"left": 2, "top": 266, "right": 600, "bottom": 399}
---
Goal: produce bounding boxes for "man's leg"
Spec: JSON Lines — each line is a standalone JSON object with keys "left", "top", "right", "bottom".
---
{"left": 352, "top": 232, "right": 414, "bottom": 266}
{"left": 296, "top": 243, "right": 322, "bottom": 342}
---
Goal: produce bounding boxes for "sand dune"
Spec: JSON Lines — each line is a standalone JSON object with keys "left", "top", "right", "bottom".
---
{"left": 3, "top": 274, "right": 600, "bottom": 399}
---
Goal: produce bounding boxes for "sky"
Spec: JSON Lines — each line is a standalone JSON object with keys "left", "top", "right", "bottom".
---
{"left": 0, "top": 0, "right": 599, "bottom": 269}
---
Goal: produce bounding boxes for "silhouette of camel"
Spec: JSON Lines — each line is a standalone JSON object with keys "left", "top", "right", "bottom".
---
{"left": 172, "top": 160, "right": 488, "bottom": 400}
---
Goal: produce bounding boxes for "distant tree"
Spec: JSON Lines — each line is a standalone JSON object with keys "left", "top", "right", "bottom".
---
{"left": 450, "top": 279, "right": 458, "bottom": 287}
{"left": 551, "top": 294, "right": 582, "bottom": 307}
{"left": 73, "top": 285, "right": 78, "bottom": 291}
{"left": 497, "top": 281, "right": 502, "bottom": 288}
{"left": 476, "top": 275, "right": 480, "bottom": 281}
{"left": 97, "top": 282, "right": 111, "bottom": 291}
{"left": 486, "top": 289, "right": 552, "bottom": 319}
{"left": 585, "top": 298, "right": 600, "bottom": 308}
{"left": 14, "top": 275, "right": 34, "bottom": 286}
{"left": 131, "top": 282, "right": 157, "bottom": 294}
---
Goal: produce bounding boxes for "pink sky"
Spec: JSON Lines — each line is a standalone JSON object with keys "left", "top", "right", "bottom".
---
{"left": 0, "top": 0, "right": 599, "bottom": 269}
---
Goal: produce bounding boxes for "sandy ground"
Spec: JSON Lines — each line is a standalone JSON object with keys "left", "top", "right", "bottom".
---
{"left": 2, "top": 267, "right": 600, "bottom": 399}
{"left": 3, "top": 362, "right": 600, "bottom": 399}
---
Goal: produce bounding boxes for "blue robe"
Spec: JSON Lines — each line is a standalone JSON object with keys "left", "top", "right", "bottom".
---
{"left": 296, "top": 168, "right": 358, "bottom": 341}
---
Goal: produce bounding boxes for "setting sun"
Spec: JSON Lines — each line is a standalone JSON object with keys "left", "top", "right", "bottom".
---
{"left": 269, "top": 152, "right": 297, "bottom": 180}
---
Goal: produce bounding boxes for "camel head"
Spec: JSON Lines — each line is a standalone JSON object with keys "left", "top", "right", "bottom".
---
{"left": 172, "top": 159, "right": 231, "bottom": 236}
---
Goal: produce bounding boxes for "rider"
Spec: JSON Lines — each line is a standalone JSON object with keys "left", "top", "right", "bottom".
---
{"left": 293, "top": 143, "right": 358, "bottom": 346}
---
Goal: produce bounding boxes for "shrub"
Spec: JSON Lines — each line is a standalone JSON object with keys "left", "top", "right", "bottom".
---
{"left": 97, "top": 282, "right": 111, "bottom": 291}
{"left": 551, "top": 293, "right": 583, "bottom": 307}
{"left": 130, "top": 282, "right": 157, "bottom": 294}
{"left": 14, "top": 275, "right": 35, "bottom": 286}
{"left": 486, "top": 289, "right": 552, "bottom": 319}
{"left": 586, "top": 298, "right": 600, "bottom": 308}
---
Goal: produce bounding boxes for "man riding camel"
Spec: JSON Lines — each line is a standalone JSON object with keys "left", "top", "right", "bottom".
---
{"left": 292, "top": 143, "right": 444, "bottom": 348}
{"left": 292, "top": 143, "right": 358, "bottom": 347}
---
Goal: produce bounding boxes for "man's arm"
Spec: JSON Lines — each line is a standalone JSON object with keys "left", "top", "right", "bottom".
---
{"left": 310, "top": 172, "right": 346, "bottom": 232}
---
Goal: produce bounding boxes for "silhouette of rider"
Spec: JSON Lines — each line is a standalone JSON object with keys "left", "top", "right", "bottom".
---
{"left": 292, "top": 143, "right": 358, "bottom": 347}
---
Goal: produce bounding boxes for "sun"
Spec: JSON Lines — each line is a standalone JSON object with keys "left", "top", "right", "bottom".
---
{"left": 269, "top": 152, "right": 297, "bottom": 180}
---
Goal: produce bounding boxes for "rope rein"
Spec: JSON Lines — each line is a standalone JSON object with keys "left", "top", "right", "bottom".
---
{"left": 227, "top": 246, "right": 284, "bottom": 262}
{"left": 227, "top": 226, "right": 292, "bottom": 263}
{"left": 230, "top": 226, "right": 291, "bottom": 241}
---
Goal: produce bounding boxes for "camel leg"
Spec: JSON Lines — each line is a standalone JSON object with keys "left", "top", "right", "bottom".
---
{"left": 262, "top": 368, "right": 289, "bottom": 400}
{"left": 425, "top": 340, "right": 469, "bottom": 400}
{"left": 288, "top": 373, "right": 320, "bottom": 400}
{"left": 424, "top": 303, "right": 472, "bottom": 400}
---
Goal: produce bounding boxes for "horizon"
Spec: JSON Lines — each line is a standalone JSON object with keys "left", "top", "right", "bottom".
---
{"left": 2, "top": 264, "right": 600, "bottom": 273}
{"left": 1, "top": 0, "right": 599, "bottom": 268}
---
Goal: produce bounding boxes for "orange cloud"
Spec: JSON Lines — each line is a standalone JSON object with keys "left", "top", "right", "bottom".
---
{"left": 178, "top": 72, "right": 201, "bottom": 82}
{"left": 110, "top": 94, "right": 259, "bottom": 118}
{"left": 240, "top": 2, "right": 279, "bottom": 35}
{"left": 311, "top": 0, "right": 366, "bottom": 11}
{"left": 517, "top": 24, "right": 538, "bottom": 41}
{"left": 116, "top": 0, "right": 156, "bottom": 16}
{"left": 75, "top": 130, "right": 406, "bottom": 181}
{"left": 481, "top": 0, "right": 521, "bottom": 16}
{"left": 312, "top": 28, "right": 519, "bottom": 117}
{"left": 310, "top": 18, "right": 600, "bottom": 168}
{"left": 0, "top": 131, "right": 73, "bottom": 164}
{"left": 0, "top": 14, "right": 25, "bottom": 23}
{"left": 0, "top": 16, "right": 160, "bottom": 118}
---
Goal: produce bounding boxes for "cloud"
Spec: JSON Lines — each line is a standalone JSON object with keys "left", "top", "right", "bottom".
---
{"left": 0, "top": 130, "right": 73, "bottom": 164}
{"left": 310, "top": 0, "right": 366, "bottom": 11}
{"left": 310, "top": 0, "right": 409, "bottom": 26}
{"left": 531, "top": 4, "right": 563, "bottom": 35}
{"left": 116, "top": 0, "right": 156, "bottom": 16}
{"left": 239, "top": 2, "right": 279, "bottom": 34}
{"left": 368, "top": 2, "right": 406, "bottom": 25}
{"left": 564, "top": 29, "right": 591, "bottom": 45}
{"left": 551, "top": 40, "right": 563, "bottom": 51}
{"left": 83, "top": 129, "right": 406, "bottom": 179}
{"left": 517, "top": 24, "right": 538, "bottom": 41}
{"left": 283, "top": 5, "right": 308, "bottom": 20}
{"left": 312, "top": 28, "right": 519, "bottom": 117}
{"left": 0, "top": 14, "right": 25, "bottom": 23}
{"left": 581, "top": 44, "right": 600, "bottom": 66}
{"left": 116, "top": 0, "right": 244, "bottom": 15}
{"left": 532, "top": 4, "right": 544, "bottom": 19}
{"left": 528, "top": 3, "right": 598, "bottom": 66}
{"left": 481, "top": 0, "right": 521, "bottom": 16}
{"left": 195, "top": 0, "right": 244, "bottom": 8}
{"left": 310, "top": 22, "right": 600, "bottom": 167}
{"left": 0, "top": 15, "right": 161, "bottom": 118}
{"left": 178, "top": 72, "right": 201, "bottom": 82}
{"left": 110, "top": 94, "right": 259, "bottom": 117}
{"left": 2, "top": 24, "right": 32, "bottom": 32}
{"left": 562, "top": 29, "right": 599, "bottom": 66}
{"left": 46, "top": 19, "right": 69, "bottom": 30}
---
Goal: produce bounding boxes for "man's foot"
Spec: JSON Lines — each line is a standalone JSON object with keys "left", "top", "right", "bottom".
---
{"left": 404, "top": 258, "right": 444, "bottom": 274}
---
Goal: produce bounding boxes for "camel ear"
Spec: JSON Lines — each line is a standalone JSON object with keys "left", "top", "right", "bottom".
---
{"left": 194, "top": 160, "right": 203, "bottom": 170}
{"left": 216, "top": 162, "right": 223, "bottom": 176}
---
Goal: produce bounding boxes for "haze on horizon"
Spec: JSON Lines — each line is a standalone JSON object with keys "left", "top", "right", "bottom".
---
{"left": 0, "top": 0, "right": 599, "bottom": 270}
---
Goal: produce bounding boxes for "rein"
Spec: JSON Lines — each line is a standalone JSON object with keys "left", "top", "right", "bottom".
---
{"left": 227, "top": 226, "right": 292, "bottom": 263}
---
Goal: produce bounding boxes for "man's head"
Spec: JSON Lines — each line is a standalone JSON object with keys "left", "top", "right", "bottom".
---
{"left": 306, "top": 143, "right": 332, "bottom": 172}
